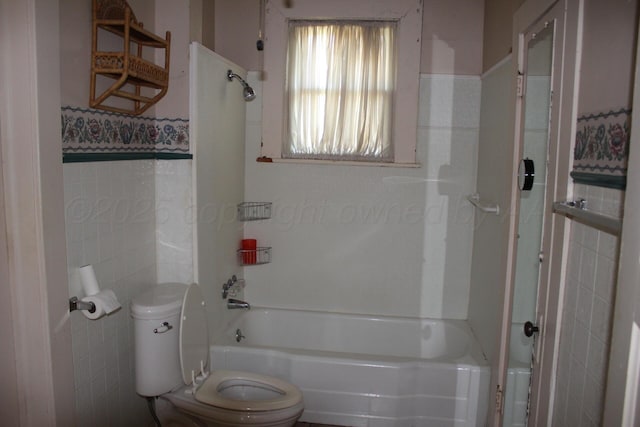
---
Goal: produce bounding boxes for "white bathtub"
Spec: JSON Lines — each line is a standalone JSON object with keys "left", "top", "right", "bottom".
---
{"left": 211, "top": 308, "right": 490, "bottom": 427}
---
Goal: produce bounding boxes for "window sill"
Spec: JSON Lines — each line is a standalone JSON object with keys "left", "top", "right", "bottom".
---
{"left": 257, "top": 157, "right": 421, "bottom": 168}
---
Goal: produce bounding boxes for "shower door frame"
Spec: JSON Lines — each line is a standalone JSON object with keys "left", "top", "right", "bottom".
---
{"left": 494, "top": 0, "right": 583, "bottom": 426}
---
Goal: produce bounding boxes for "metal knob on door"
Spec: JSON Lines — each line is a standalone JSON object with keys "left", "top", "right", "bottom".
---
{"left": 524, "top": 321, "right": 540, "bottom": 337}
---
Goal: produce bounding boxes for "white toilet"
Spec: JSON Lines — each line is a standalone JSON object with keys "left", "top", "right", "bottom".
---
{"left": 131, "top": 283, "right": 304, "bottom": 427}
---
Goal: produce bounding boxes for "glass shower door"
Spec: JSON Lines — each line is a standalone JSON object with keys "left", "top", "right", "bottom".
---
{"left": 503, "top": 21, "right": 554, "bottom": 427}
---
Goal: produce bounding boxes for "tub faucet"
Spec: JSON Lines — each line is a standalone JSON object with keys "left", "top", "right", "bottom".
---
{"left": 227, "top": 298, "right": 251, "bottom": 310}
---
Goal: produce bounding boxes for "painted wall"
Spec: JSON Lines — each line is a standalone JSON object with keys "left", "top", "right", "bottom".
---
{"left": 552, "top": 0, "right": 637, "bottom": 424}
{"left": 421, "top": 0, "right": 485, "bottom": 75}
{"left": 243, "top": 72, "right": 480, "bottom": 319}
{"left": 60, "top": 0, "right": 156, "bottom": 110}
{"left": 61, "top": 0, "right": 207, "bottom": 113}
{"left": 577, "top": 0, "right": 638, "bottom": 113}
{"left": 155, "top": 0, "right": 192, "bottom": 120}
{"left": 202, "top": 0, "right": 216, "bottom": 50}
{"left": 482, "top": 0, "right": 525, "bottom": 71}
{"left": 214, "top": 0, "right": 485, "bottom": 75}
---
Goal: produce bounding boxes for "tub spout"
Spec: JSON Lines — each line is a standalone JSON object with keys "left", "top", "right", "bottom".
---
{"left": 227, "top": 298, "right": 251, "bottom": 310}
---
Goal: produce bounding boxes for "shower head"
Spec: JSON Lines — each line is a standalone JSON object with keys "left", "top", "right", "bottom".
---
{"left": 243, "top": 85, "right": 256, "bottom": 101}
{"left": 227, "top": 70, "right": 256, "bottom": 101}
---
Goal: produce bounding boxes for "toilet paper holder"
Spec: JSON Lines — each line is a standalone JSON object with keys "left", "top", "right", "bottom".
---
{"left": 69, "top": 296, "right": 96, "bottom": 313}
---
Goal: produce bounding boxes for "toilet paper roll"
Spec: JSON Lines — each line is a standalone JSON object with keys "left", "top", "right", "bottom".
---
{"left": 79, "top": 264, "right": 100, "bottom": 296}
{"left": 81, "top": 289, "right": 121, "bottom": 320}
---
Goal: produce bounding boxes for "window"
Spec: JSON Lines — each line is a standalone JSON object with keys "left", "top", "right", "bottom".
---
{"left": 284, "top": 21, "right": 397, "bottom": 162}
{"left": 261, "top": 0, "right": 422, "bottom": 166}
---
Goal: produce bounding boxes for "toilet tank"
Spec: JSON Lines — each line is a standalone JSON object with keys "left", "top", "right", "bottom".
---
{"left": 131, "top": 283, "right": 188, "bottom": 397}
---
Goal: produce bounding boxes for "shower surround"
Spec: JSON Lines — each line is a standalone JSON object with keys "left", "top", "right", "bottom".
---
{"left": 243, "top": 73, "right": 482, "bottom": 320}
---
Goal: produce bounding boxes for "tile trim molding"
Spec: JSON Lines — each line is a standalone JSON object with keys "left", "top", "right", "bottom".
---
{"left": 61, "top": 105, "right": 189, "bottom": 158}
{"left": 572, "top": 108, "right": 631, "bottom": 189}
{"left": 62, "top": 152, "right": 192, "bottom": 163}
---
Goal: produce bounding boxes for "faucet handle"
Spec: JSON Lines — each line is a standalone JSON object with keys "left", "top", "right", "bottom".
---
{"left": 222, "top": 275, "right": 241, "bottom": 299}
{"left": 222, "top": 279, "right": 232, "bottom": 299}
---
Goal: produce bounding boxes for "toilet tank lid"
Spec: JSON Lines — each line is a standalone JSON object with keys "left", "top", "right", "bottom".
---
{"left": 130, "top": 283, "right": 189, "bottom": 319}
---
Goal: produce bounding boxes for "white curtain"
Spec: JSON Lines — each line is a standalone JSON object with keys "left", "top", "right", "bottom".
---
{"left": 284, "top": 21, "right": 396, "bottom": 161}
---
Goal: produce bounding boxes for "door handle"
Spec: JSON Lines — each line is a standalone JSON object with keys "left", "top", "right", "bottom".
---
{"left": 524, "top": 321, "right": 540, "bottom": 337}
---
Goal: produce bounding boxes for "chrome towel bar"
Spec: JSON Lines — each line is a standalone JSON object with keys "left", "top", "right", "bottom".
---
{"left": 552, "top": 200, "right": 622, "bottom": 235}
{"left": 467, "top": 193, "right": 500, "bottom": 215}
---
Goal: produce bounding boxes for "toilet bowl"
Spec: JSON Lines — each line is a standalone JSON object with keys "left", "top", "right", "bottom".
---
{"left": 163, "top": 371, "right": 303, "bottom": 426}
{"left": 152, "top": 398, "right": 206, "bottom": 427}
{"left": 131, "top": 283, "right": 304, "bottom": 427}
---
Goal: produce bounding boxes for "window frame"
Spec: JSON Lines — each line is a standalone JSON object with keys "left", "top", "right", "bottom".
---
{"left": 284, "top": 19, "right": 398, "bottom": 162}
{"left": 261, "top": 0, "right": 423, "bottom": 166}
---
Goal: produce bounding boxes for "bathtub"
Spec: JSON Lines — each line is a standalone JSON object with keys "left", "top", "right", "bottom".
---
{"left": 211, "top": 308, "right": 490, "bottom": 427}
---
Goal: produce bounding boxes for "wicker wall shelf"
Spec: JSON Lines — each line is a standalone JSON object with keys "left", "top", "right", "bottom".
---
{"left": 90, "top": 0, "right": 171, "bottom": 115}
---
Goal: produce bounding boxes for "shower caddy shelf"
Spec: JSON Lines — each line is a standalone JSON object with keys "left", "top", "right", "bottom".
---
{"left": 237, "top": 202, "right": 272, "bottom": 221}
{"left": 237, "top": 247, "right": 272, "bottom": 266}
{"left": 237, "top": 202, "right": 273, "bottom": 265}
{"left": 90, "top": 0, "right": 171, "bottom": 115}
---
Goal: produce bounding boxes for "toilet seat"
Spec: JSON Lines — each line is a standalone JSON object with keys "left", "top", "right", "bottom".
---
{"left": 175, "top": 284, "right": 303, "bottom": 421}
{"left": 179, "top": 284, "right": 210, "bottom": 386}
{"left": 195, "top": 370, "right": 303, "bottom": 411}
{"left": 164, "top": 386, "right": 304, "bottom": 426}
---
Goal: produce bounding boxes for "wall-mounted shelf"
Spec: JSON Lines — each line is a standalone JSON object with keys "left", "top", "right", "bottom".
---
{"left": 90, "top": 0, "right": 171, "bottom": 115}
{"left": 237, "top": 202, "right": 272, "bottom": 221}
{"left": 552, "top": 200, "right": 622, "bottom": 236}
{"left": 237, "top": 247, "right": 271, "bottom": 266}
{"left": 237, "top": 202, "right": 272, "bottom": 266}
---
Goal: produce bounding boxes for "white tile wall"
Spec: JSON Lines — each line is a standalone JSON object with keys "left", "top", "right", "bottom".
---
{"left": 64, "top": 160, "right": 157, "bottom": 426}
{"left": 155, "top": 159, "right": 194, "bottom": 284}
{"left": 418, "top": 75, "right": 480, "bottom": 319}
{"left": 552, "top": 184, "right": 623, "bottom": 426}
{"left": 243, "top": 73, "right": 480, "bottom": 319}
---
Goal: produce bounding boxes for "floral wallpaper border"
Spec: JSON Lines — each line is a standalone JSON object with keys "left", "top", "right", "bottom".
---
{"left": 572, "top": 108, "right": 631, "bottom": 189}
{"left": 61, "top": 106, "right": 189, "bottom": 154}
